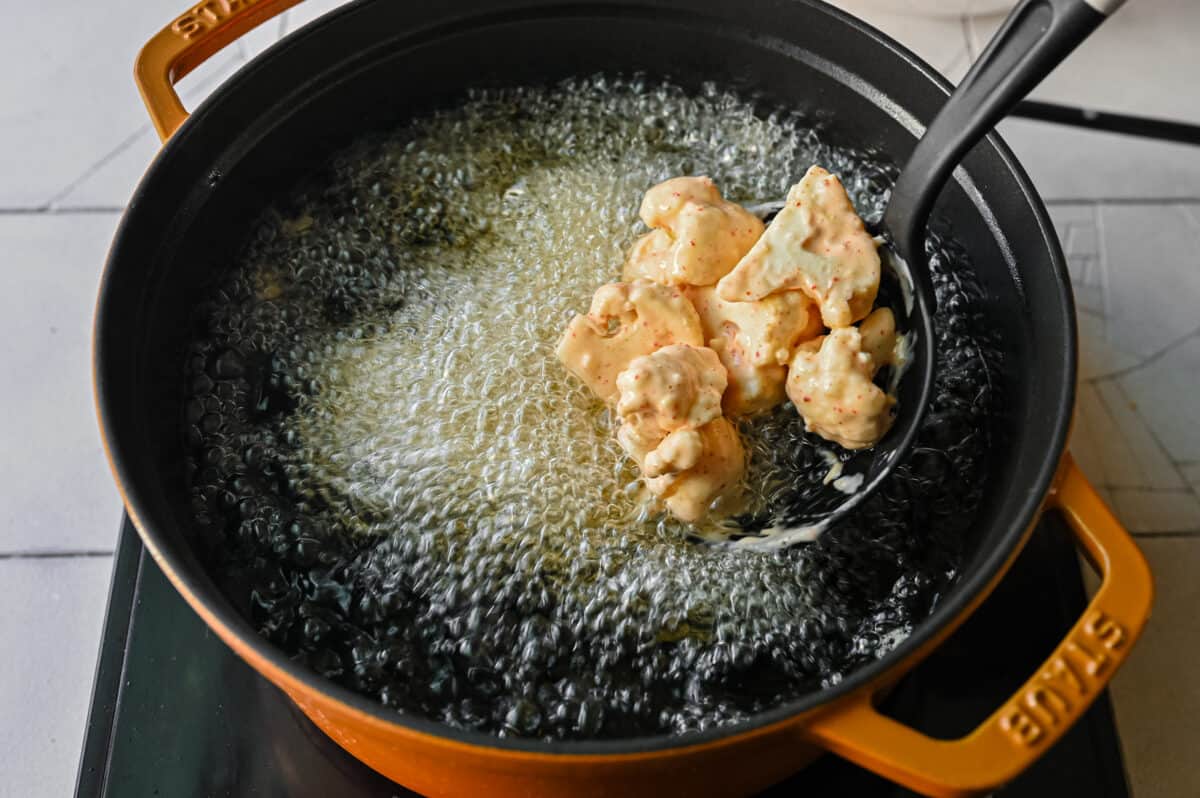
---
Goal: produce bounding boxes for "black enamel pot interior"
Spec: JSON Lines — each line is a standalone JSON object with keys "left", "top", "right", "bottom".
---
{"left": 94, "top": 1, "right": 1082, "bottom": 795}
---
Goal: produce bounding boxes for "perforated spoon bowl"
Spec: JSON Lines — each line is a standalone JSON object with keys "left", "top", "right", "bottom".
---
{"left": 729, "top": 0, "right": 1124, "bottom": 550}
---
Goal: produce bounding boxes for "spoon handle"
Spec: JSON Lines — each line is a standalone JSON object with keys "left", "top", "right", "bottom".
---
{"left": 884, "top": 0, "right": 1125, "bottom": 257}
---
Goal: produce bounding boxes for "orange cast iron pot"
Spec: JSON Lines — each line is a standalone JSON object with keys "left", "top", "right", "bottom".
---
{"left": 96, "top": 0, "right": 1154, "bottom": 796}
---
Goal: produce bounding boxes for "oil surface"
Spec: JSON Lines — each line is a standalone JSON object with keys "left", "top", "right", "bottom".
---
{"left": 183, "top": 77, "right": 997, "bottom": 740}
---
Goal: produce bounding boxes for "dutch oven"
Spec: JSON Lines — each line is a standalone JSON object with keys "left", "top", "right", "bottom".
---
{"left": 94, "top": 0, "right": 1154, "bottom": 795}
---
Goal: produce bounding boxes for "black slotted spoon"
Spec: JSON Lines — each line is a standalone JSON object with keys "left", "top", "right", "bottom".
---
{"left": 729, "top": 0, "right": 1124, "bottom": 550}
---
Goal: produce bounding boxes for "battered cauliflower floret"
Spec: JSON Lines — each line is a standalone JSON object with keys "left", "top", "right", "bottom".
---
{"left": 556, "top": 281, "right": 703, "bottom": 404}
{"left": 614, "top": 344, "right": 744, "bottom": 522}
{"left": 858, "top": 307, "right": 898, "bottom": 370}
{"left": 786, "top": 327, "right": 895, "bottom": 450}
{"left": 556, "top": 170, "right": 898, "bottom": 524}
{"left": 686, "top": 285, "right": 824, "bottom": 416}
{"left": 624, "top": 176, "right": 764, "bottom": 287}
{"left": 615, "top": 342, "right": 726, "bottom": 433}
{"left": 647, "top": 418, "right": 744, "bottom": 523}
{"left": 686, "top": 287, "right": 823, "bottom": 368}
{"left": 717, "top": 165, "right": 880, "bottom": 328}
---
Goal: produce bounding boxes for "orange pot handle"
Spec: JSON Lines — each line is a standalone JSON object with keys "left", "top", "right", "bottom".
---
{"left": 135, "top": 0, "right": 305, "bottom": 141}
{"left": 805, "top": 453, "right": 1153, "bottom": 798}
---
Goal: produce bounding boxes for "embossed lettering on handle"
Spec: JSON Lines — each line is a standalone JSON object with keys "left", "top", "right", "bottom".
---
{"left": 805, "top": 456, "right": 1153, "bottom": 798}
{"left": 997, "top": 609, "right": 1126, "bottom": 748}
{"left": 171, "top": 0, "right": 266, "bottom": 40}
{"left": 135, "top": 0, "right": 301, "bottom": 140}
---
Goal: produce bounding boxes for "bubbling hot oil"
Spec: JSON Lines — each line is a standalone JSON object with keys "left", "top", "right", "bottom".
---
{"left": 185, "top": 77, "right": 995, "bottom": 740}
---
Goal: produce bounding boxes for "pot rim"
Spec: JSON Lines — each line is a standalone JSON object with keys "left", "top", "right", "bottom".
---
{"left": 94, "top": 0, "right": 1076, "bottom": 757}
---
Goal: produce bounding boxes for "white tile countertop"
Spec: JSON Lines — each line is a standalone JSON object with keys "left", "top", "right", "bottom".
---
{"left": 1, "top": 1, "right": 1197, "bottom": 796}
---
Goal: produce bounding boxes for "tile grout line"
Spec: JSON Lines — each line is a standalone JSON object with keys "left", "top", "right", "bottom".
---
{"left": 40, "top": 124, "right": 152, "bottom": 211}
{"left": 1045, "top": 197, "right": 1200, "bottom": 206}
{"left": 1178, "top": 203, "right": 1200, "bottom": 238}
{"left": 0, "top": 206, "right": 125, "bottom": 215}
{"left": 1172, "top": 465, "right": 1200, "bottom": 502}
{"left": 1090, "top": 325, "right": 1200, "bottom": 383}
{"left": 1087, "top": 368, "right": 1165, "bottom": 495}
{"left": 1090, "top": 202, "right": 1111, "bottom": 350}
{"left": 961, "top": 14, "right": 978, "bottom": 62}
{"left": 41, "top": 48, "right": 253, "bottom": 211}
{"left": 0, "top": 550, "right": 114, "bottom": 560}
{"left": 938, "top": 50, "right": 970, "bottom": 83}
{"left": 1096, "top": 375, "right": 1200, "bottom": 502}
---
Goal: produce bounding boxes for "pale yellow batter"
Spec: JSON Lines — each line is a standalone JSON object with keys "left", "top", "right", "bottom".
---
{"left": 717, "top": 166, "right": 880, "bottom": 328}
{"left": 615, "top": 345, "right": 745, "bottom": 522}
{"left": 685, "top": 285, "right": 823, "bottom": 416}
{"left": 556, "top": 280, "right": 703, "bottom": 404}
{"left": 624, "top": 176, "right": 764, "bottom": 287}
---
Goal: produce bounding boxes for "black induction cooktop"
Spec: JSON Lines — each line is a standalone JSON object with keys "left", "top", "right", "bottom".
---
{"left": 75, "top": 511, "right": 1131, "bottom": 797}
